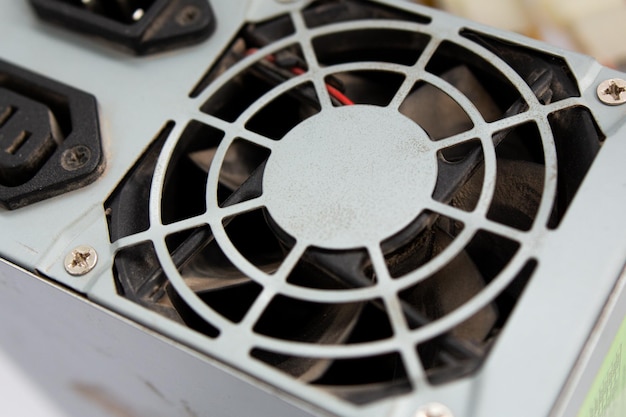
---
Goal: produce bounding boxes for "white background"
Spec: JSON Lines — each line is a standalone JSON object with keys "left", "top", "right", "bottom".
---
{"left": 0, "top": 348, "right": 66, "bottom": 417}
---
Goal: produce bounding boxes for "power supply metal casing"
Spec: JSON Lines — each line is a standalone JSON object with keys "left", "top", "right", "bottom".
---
{"left": 1, "top": 1, "right": 626, "bottom": 417}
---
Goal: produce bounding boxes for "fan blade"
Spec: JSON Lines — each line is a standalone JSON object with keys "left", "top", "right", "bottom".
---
{"left": 303, "top": 249, "right": 373, "bottom": 288}
{"left": 428, "top": 68, "right": 550, "bottom": 204}
{"left": 188, "top": 148, "right": 250, "bottom": 190}
{"left": 320, "top": 381, "right": 410, "bottom": 405}
{"left": 188, "top": 149, "right": 215, "bottom": 175}
{"left": 181, "top": 258, "right": 281, "bottom": 294}
{"left": 256, "top": 301, "right": 364, "bottom": 382}
{"left": 164, "top": 160, "right": 266, "bottom": 286}
{"left": 420, "top": 159, "right": 544, "bottom": 343}
{"left": 189, "top": 142, "right": 267, "bottom": 190}
{"left": 390, "top": 70, "right": 550, "bottom": 254}
{"left": 399, "top": 65, "right": 501, "bottom": 140}
{"left": 452, "top": 159, "right": 545, "bottom": 227}
{"left": 298, "top": 304, "right": 363, "bottom": 345}
{"left": 302, "top": 245, "right": 483, "bottom": 361}
{"left": 184, "top": 276, "right": 250, "bottom": 293}
{"left": 424, "top": 229, "right": 497, "bottom": 343}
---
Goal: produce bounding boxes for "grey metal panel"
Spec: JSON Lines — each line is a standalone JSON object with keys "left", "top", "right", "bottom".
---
{"left": 0, "top": 259, "right": 320, "bottom": 417}
{"left": 552, "top": 265, "right": 626, "bottom": 417}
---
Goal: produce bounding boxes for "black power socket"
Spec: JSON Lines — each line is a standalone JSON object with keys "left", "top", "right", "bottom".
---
{"left": 0, "top": 59, "right": 104, "bottom": 210}
{"left": 30, "top": 0, "right": 216, "bottom": 55}
{"left": 0, "top": 89, "right": 62, "bottom": 187}
{"left": 67, "top": 0, "right": 158, "bottom": 25}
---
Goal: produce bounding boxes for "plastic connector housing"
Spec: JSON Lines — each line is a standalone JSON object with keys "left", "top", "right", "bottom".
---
{"left": 29, "top": 0, "right": 216, "bottom": 55}
{"left": 0, "top": 59, "right": 103, "bottom": 210}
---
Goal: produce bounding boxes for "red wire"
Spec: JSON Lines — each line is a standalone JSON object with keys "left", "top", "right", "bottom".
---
{"left": 290, "top": 67, "right": 354, "bottom": 105}
{"left": 326, "top": 84, "right": 355, "bottom": 106}
{"left": 248, "top": 49, "right": 354, "bottom": 105}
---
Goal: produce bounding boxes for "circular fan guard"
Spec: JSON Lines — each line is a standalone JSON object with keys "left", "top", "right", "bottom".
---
{"left": 107, "top": 2, "right": 603, "bottom": 406}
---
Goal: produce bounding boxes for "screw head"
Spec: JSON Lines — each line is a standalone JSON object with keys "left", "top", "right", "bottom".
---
{"left": 415, "top": 403, "right": 454, "bottom": 417}
{"left": 597, "top": 78, "right": 626, "bottom": 105}
{"left": 64, "top": 245, "right": 98, "bottom": 276}
{"left": 176, "top": 5, "right": 201, "bottom": 26}
{"left": 61, "top": 145, "right": 91, "bottom": 171}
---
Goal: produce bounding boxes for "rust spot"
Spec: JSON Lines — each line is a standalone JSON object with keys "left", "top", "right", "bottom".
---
{"left": 72, "top": 383, "right": 140, "bottom": 417}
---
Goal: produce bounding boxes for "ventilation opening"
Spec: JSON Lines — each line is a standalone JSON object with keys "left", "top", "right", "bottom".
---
{"left": 383, "top": 212, "right": 463, "bottom": 279}
{"left": 426, "top": 41, "right": 527, "bottom": 122}
{"left": 287, "top": 247, "right": 375, "bottom": 290}
{"left": 209, "top": 138, "right": 271, "bottom": 207}
{"left": 161, "top": 121, "right": 224, "bottom": 225}
{"left": 313, "top": 29, "right": 430, "bottom": 67}
{"left": 547, "top": 106, "right": 603, "bottom": 228}
{"left": 224, "top": 209, "right": 295, "bottom": 274}
{"left": 433, "top": 140, "right": 484, "bottom": 212}
{"left": 303, "top": 0, "right": 431, "bottom": 28}
{"left": 327, "top": 71, "right": 404, "bottom": 107}
{"left": 190, "top": 18, "right": 296, "bottom": 97}
{"left": 191, "top": 0, "right": 430, "bottom": 103}
{"left": 488, "top": 122, "right": 545, "bottom": 231}
{"left": 200, "top": 44, "right": 306, "bottom": 122}
{"left": 106, "top": 122, "right": 173, "bottom": 241}
{"left": 253, "top": 296, "right": 392, "bottom": 344}
{"left": 113, "top": 241, "right": 220, "bottom": 338}
{"left": 461, "top": 29, "right": 581, "bottom": 103}
{"left": 251, "top": 349, "right": 411, "bottom": 404}
{"left": 400, "top": 79, "right": 474, "bottom": 140}
{"left": 165, "top": 225, "right": 262, "bottom": 324}
{"left": 398, "top": 229, "right": 520, "bottom": 329}
{"left": 245, "top": 81, "right": 321, "bottom": 140}
{"left": 416, "top": 259, "right": 537, "bottom": 385}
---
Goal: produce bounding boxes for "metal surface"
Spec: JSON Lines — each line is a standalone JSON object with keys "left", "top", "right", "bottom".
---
{"left": 0, "top": 1, "right": 625, "bottom": 417}
{"left": 0, "top": 258, "right": 319, "bottom": 417}
{"left": 551, "top": 264, "right": 626, "bottom": 417}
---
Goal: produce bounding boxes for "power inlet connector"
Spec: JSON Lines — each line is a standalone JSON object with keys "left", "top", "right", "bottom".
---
{"left": 29, "top": 0, "right": 216, "bottom": 55}
{"left": 0, "top": 59, "right": 104, "bottom": 210}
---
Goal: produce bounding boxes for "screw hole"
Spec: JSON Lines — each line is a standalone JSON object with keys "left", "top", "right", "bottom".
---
{"left": 177, "top": 5, "right": 200, "bottom": 26}
{"left": 61, "top": 145, "right": 91, "bottom": 171}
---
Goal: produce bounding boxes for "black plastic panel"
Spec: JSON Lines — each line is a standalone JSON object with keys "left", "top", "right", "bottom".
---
{"left": 0, "top": 59, "right": 103, "bottom": 209}
{"left": 30, "top": 0, "right": 215, "bottom": 55}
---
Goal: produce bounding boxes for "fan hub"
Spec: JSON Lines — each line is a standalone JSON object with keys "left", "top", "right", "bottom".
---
{"left": 263, "top": 105, "right": 437, "bottom": 249}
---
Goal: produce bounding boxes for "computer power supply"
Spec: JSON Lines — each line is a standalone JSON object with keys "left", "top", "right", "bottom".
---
{"left": 0, "top": 1, "right": 625, "bottom": 416}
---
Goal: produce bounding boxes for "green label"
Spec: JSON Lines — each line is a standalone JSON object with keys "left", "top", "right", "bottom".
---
{"left": 578, "top": 316, "right": 626, "bottom": 417}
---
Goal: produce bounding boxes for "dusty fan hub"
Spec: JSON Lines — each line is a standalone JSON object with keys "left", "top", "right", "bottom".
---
{"left": 263, "top": 105, "right": 437, "bottom": 249}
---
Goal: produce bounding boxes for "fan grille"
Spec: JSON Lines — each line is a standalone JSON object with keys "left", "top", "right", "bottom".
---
{"left": 105, "top": 0, "right": 604, "bottom": 408}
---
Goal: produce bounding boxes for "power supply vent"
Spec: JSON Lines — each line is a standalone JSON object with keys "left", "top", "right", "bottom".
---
{"left": 105, "top": 0, "right": 604, "bottom": 406}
